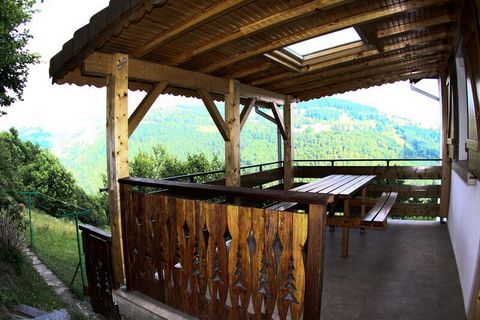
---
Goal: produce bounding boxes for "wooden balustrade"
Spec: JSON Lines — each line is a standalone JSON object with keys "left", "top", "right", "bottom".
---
{"left": 119, "top": 177, "right": 332, "bottom": 319}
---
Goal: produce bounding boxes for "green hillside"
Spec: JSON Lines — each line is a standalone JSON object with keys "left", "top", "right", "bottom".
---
{"left": 19, "top": 97, "right": 440, "bottom": 193}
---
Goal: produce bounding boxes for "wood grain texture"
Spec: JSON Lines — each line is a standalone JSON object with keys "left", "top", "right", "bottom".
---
{"left": 119, "top": 187, "right": 325, "bottom": 319}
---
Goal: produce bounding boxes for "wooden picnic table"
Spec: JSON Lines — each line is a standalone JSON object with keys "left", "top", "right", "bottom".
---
{"left": 268, "top": 174, "right": 377, "bottom": 257}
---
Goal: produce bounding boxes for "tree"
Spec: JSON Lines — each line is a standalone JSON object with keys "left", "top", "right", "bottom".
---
{"left": 0, "top": 0, "right": 38, "bottom": 112}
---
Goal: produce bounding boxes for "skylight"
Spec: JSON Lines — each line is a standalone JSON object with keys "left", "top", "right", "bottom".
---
{"left": 286, "top": 27, "right": 361, "bottom": 56}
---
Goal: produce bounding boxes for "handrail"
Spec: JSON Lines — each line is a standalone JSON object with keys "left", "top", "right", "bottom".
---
{"left": 119, "top": 176, "right": 333, "bottom": 205}
{"left": 79, "top": 224, "right": 111, "bottom": 241}
{"left": 161, "top": 158, "right": 441, "bottom": 182}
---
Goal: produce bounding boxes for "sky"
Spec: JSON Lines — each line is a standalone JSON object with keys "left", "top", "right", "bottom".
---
{"left": 0, "top": 0, "right": 442, "bottom": 134}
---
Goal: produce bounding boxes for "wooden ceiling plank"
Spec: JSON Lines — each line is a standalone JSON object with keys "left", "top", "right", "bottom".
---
{"left": 132, "top": 0, "right": 255, "bottom": 57}
{"left": 377, "top": 14, "right": 453, "bottom": 38}
{"left": 197, "top": 87, "right": 230, "bottom": 141}
{"left": 198, "top": 0, "right": 452, "bottom": 73}
{"left": 166, "top": 0, "right": 352, "bottom": 66}
{"left": 263, "top": 53, "right": 302, "bottom": 72}
{"left": 354, "top": 25, "right": 384, "bottom": 52}
{"left": 240, "top": 98, "right": 256, "bottom": 130}
{"left": 128, "top": 81, "right": 168, "bottom": 137}
{"left": 297, "top": 69, "right": 439, "bottom": 100}
{"left": 252, "top": 31, "right": 450, "bottom": 86}
{"left": 223, "top": 62, "right": 272, "bottom": 79}
{"left": 286, "top": 56, "right": 444, "bottom": 94}
{"left": 269, "top": 48, "right": 446, "bottom": 91}
{"left": 271, "top": 102, "right": 287, "bottom": 140}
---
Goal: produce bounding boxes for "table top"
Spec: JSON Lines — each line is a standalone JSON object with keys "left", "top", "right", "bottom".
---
{"left": 292, "top": 174, "right": 376, "bottom": 198}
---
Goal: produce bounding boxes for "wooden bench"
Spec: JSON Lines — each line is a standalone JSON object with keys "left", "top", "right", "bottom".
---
{"left": 327, "top": 191, "right": 398, "bottom": 230}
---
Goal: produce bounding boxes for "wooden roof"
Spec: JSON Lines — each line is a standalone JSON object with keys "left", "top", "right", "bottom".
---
{"left": 50, "top": 0, "right": 460, "bottom": 101}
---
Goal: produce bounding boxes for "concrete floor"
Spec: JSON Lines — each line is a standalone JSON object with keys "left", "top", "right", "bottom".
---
{"left": 320, "top": 220, "right": 466, "bottom": 320}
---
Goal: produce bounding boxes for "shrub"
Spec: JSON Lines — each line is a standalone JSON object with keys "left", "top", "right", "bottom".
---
{"left": 0, "top": 208, "right": 26, "bottom": 271}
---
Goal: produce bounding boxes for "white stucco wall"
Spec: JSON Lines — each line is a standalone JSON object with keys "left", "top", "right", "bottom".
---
{"left": 448, "top": 170, "right": 480, "bottom": 312}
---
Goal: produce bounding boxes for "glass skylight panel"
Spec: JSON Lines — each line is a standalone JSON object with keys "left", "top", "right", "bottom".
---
{"left": 286, "top": 27, "right": 361, "bottom": 56}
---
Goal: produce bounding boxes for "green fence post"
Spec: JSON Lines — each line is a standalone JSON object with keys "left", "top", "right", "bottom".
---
{"left": 27, "top": 194, "right": 35, "bottom": 249}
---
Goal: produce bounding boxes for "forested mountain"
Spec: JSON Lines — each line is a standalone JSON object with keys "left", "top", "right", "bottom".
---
{"left": 18, "top": 97, "right": 440, "bottom": 193}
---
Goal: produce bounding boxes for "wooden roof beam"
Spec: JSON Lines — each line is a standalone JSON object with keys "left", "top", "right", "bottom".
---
{"left": 198, "top": 0, "right": 452, "bottom": 73}
{"left": 128, "top": 81, "right": 168, "bottom": 137}
{"left": 165, "top": 0, "right": 353, "bottom": 66}
{"left": 268, "top": 48, "right": 447, "bottom": 91}
{"left": 238, "top": 83, "right": 285, "bottom": 105}
{"left": 223, "top": 62, "right": 272, "bottom": 79}
{"left": 286, "top": 56, "right": 445, "bottom": 95}
{"left": 297, "top": 69, "right": 439, "bottom": 101}
{"left": 251, "top": 31, "right": 451, "bottom": 86}
{"left": 377, "top": 14, "right": 454, "bottom": 39}
{"left": 132, "top": 0, "right": 255, "bottom": 58}
{"left": 354, "top": 25, "right": 384, "bottom": 52}
{"left": 263, "top": 52, "right": 302, "bottom": 72}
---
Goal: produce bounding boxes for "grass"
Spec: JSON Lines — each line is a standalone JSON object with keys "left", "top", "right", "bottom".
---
{"left": 30, "top": 210, "right": 85, "bottom": 297}
{"left": 0, "top": 256, "right": 66, "bottom": 320}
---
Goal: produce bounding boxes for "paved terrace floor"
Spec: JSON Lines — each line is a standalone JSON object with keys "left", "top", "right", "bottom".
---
{"left": 321, "top": 220, "right": 465, "bottom": 320}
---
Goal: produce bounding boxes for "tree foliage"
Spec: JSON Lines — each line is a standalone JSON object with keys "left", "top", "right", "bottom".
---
{"left": 0, "top": 0, "right": 38, "bottom": 111}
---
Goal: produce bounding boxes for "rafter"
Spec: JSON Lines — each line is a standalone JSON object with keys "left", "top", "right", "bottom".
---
{"left": 197, "top": 87, "right": 230, "bottom": 141}
{"left": 297, "top": 68, "right": 439, "bottom": 101}
{"left": 165, "top": 0, "right": 352, "bottom": 66}
{"left": 251, "top": 31, "right": 450, "bottom": 86}
{"left": 132, "top": 0, "right": 254, "bottom": 58}
{"left": 377, "top": 14, "right": 453, "bottom": 38}
{"left": 263, "top": 52, "right": 302, "bottom": 72}
{"left": 198, "top": 0, "right": 451, "bottom": 73}
{"left": 128, "top": 81, "right": 168, "bottom": 137}
{"left": 354, "top": 25, "right": 384, "bottom": 52}
{"left": 286, "top": 56, "right": 444, "bottom": 95}
{"left": 240, "top": 98, "right": 256, "bottom": 130}
{"left": 268, "top": 47, "right": 447, "bottom": 92}
{"left": 223, "top": 62, "right": 272, "bottom": 79}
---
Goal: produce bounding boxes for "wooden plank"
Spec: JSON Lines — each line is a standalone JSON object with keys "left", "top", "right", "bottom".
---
{"left": 342, "top": 199, "right": 350, "bottom": 257}
{"left": 240, "top": 98, "right": 256, "bottom": 131}
{"left": 128, "top": 81, "right": 168, "bottom": 137}
{"left": 271, "top": 102, "right": 287, "bottom": 140}
{"left": 225, "top": 80, "right": 241, "bottom": 187}
{"left": 294, "top": 165, "right": 442, "bottom": 179}
{"left": 197, "top": 87, "right": 229, "bottom": 141}
{"left": 132, "top": 0, "right": 254, "bottom": 57}
{"left": 83, "top": 52, "right": 229, "bottom": 94}
{"left": 362, "top": 192, "right": 390, "bottom": 222}
{"left": 106, "top": 53, "right": 129, "bottom": 286}
{"left": 440, "top": 71, "right": 452, "bottom": 217}
{"left": 304, "top": 204, "right": 326, "bottom": 320}
{"left": 366, "top": 183, "right": 441, "bottom": 198}
{"left": 354, "top": 25, "right": 384, "bottom": 52}
{"left": 198, "top": 0, "right": 451, "bottom": 73}
{"left": 250, "top": 208, "right": 267, "bottom": 318}
{"left": 333, "top": 175, "right": 376, "bottom": 196}
{"left": 238, "top": 83, "right": 285, "bottom": 105}
{"left": 119, "top": 177, "right": 334, "bottom": 205}
{"left": 283, "top": 96, "right": 295, "bottom": 190}
{"left": 224, "top": 62, "right": 272, "bottom": 79}
{"left": 377, "top": 14, "right": 453, "bottom": 38}
{"left": 371, "top": 192, "right": 398, "bottom": 224}
{"left": 166, "top": 0, "right": 351, "bottom": 66}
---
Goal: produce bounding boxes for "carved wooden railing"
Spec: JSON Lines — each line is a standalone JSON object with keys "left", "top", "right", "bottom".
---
{"left": 79, "top": 224, "right": 120, "bottom": 319}
{"left": 119, "top": 177, "right": 332, "bottom": 320}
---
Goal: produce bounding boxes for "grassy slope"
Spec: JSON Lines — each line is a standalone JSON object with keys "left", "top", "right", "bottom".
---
{"left": 0, "top": 260, "right": 66, "bottom": 319}
{"left": 31, "top": 210, "right": 85, "bottom": 297}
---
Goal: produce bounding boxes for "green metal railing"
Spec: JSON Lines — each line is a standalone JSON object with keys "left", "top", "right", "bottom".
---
{"left": 19, "top": 191, "right": 90, "bottom": 293}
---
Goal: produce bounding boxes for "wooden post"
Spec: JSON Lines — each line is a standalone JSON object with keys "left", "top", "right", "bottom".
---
{"left": 284, "top": 96, "right": 295, "bottom": 190}
{"left": 106, "top": 53, "right": 129, "bottom": 285}
{"left": 342, "top": 199, "right": 350, "bottom": 257}
{"left": 439, "top": 70, "right": 451, "bottom": 217}
{"left": 304, "top": 204, "right": 327, "bottom": 319}
{"left": 225, "top": 79, "right": 240, "bottom": 186}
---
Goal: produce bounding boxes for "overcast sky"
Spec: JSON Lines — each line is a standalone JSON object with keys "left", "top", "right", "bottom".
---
{"left": 0, "top": 0, "right": 441, "bottom": 134}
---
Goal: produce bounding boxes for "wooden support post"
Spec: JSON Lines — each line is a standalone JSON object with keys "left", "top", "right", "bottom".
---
{"left": 342, "top": 199, "right": 350, "bottom": 257}
{"left": 284, "top": 96, "right": 295, "bottom": 190}
{"left": 225, "top": 80, "right": 241, "bottom": 186}
{"left": 304, "top": 203, "right": 327, "bottom": 320}
{"left": 439, "top": 71, "right": 451, "bottom": 217}
{"left": 106, "top": 53, "right": 129, "bottom": 285}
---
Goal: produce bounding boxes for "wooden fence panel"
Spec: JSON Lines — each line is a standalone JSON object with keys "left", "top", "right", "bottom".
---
{"left": 120, "top": 189, "right": 318, "bottom": 319}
